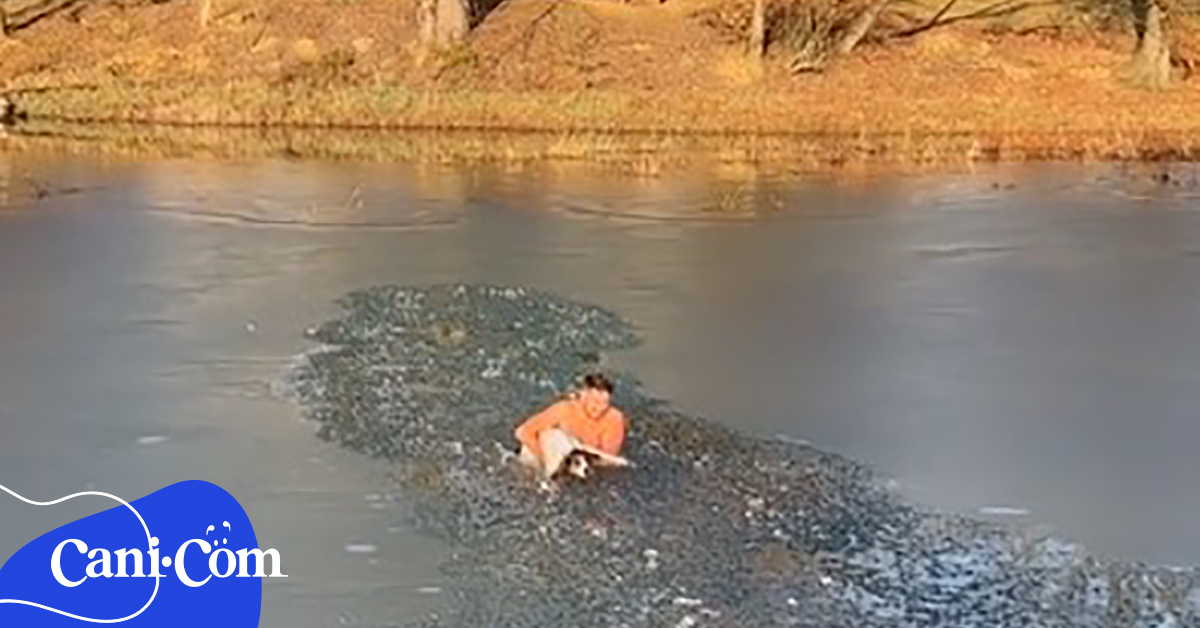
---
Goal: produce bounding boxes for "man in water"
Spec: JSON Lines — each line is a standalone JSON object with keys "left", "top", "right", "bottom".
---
{"left": 515, "top": 373, "right": 627, "bottom": 479}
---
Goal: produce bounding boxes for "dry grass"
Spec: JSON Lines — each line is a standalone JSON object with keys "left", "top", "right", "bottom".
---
{"left": 7, "top": 116, "right": 1200, "bottom": 173}
{"left": 11, "top": 44, "right": 1200, "bottom": 137}
{"left": 0, "top": 0, "right": 1199, "bottom": 165}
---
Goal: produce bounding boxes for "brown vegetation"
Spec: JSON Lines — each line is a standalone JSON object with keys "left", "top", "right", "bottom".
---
{"left": 0, "top": 0, "right": 1197, "bottom": 163}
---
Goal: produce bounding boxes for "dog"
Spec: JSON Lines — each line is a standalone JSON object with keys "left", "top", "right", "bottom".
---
{"left": 518, "top": 428, "right": 630, "bottom": 483}
{"left": 563, "top": 450, "right": 594, "bottom": 480}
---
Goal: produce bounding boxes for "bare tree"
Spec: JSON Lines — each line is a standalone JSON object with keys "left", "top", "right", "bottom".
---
{"left": 437, "top": 0, "right": 469, "bottom": 43}
{"left": 417, "top": 0, "right": 437, "bottom": 48}
{"left": 199, "top": 0, "right": 213, "bottom": 28}
{"left": 788, "top": 0, "right": 892, "bottom": 72}
{"left": 835, "top": 0, "right": 890, "bottom": 55}
{"left": 1125, "top": 0, "right": 1171, "bottom": 88}
{"left": 749, "top": 0, "right": 766, "bottom": 57}
{"left": 417, "top": 0, "right": 470, "bottom": 54}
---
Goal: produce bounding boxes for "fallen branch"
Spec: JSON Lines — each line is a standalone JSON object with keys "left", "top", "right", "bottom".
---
{"left": 890, "top": 0, "right": 1051, "bottom": 37}
{"left": 5, "top": 0, "right": 82, "bottom": 33}
{"left": 893, "top": 0, "right": 959, "bottom": 38}
{"left": 519, "top": 0, "right": 564, "bottom": 60}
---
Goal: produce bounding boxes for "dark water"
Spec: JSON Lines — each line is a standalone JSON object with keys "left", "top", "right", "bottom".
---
{"left": 1, "top": 157, "right": 1199, "bottom": 626}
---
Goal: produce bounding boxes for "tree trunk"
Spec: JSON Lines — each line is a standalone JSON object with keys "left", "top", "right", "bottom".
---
{"left": 748, "top": 0, "right": 766, "bottom": 58}
{"left": 1126, "top": 0, "right": 1171, "bottom": 89}
{"left": 416, "top": 0, "right": 469, "bottom": 59}
{"left": 435, "top": 0, "right": 469, "bottom": 45}
{"left": 834, "top": 0, "right": 889, "bottom": 56}
{"left": 417, "top": 0, "right": 437, "bottom": 49}
{"left": 199, "top": 0, "right": 213, "bottom": 29}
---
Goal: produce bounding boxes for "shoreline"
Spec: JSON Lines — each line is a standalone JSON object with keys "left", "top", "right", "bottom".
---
{"left": 4, "top": 116, "right": 1200, "bottom": 172}
{"left": 0, "top": 0, "right": 1197, "bottom": 169}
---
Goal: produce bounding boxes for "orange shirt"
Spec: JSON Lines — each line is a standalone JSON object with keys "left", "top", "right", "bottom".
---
{"left": 515, "top": 397, "right": 626, "bottom": 461}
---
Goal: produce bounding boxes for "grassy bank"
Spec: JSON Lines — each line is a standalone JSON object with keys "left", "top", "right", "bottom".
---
{"left": 12, "top": 74, "right": 1200, "bottom": 138}
{"left": 8, "top": 117, "right": 1200, "bottom": 175}
{"left": 1, "top": 0, "right": 1199, "bottom": 165}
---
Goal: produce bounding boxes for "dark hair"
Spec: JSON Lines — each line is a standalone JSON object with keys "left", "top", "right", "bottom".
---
{"left": 581, "top": 372, "right": 614, "bottom": 393}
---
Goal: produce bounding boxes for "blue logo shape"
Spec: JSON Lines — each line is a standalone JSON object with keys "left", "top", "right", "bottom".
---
{"left": 0, "top": 480, "right": 271, "bottom": 626}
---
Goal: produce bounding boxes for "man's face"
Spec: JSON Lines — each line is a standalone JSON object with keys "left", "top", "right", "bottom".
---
{"left": 580, "top": 387, "right": 611, "bottom": 417}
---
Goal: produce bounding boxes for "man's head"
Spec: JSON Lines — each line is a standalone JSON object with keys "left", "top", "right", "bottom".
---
{"left": 578, "top": 373, "right": 614, "bottom": 418}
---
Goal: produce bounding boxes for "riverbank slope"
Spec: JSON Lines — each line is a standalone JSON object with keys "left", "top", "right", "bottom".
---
{"left": 2, "top": 0, "right": 1199, "bottom": 163}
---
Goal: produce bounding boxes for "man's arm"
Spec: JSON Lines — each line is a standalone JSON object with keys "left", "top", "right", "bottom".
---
{"left": 515, "top": 403, "right": 563, "bottom": 461}
{"left": 597, "top": 410, "right": 626, "bottom": 457}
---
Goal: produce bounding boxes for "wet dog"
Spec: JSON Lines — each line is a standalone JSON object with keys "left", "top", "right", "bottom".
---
{"left": 563, "top": 450, "right": 593, "bottom": 479}
{"left": 518, "top": 428, "right": 629, "bottom": 484}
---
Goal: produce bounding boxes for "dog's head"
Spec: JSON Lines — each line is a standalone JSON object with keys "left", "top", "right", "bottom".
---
{"left": 565, "top": 452, "right": 591, "bottom": 479}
